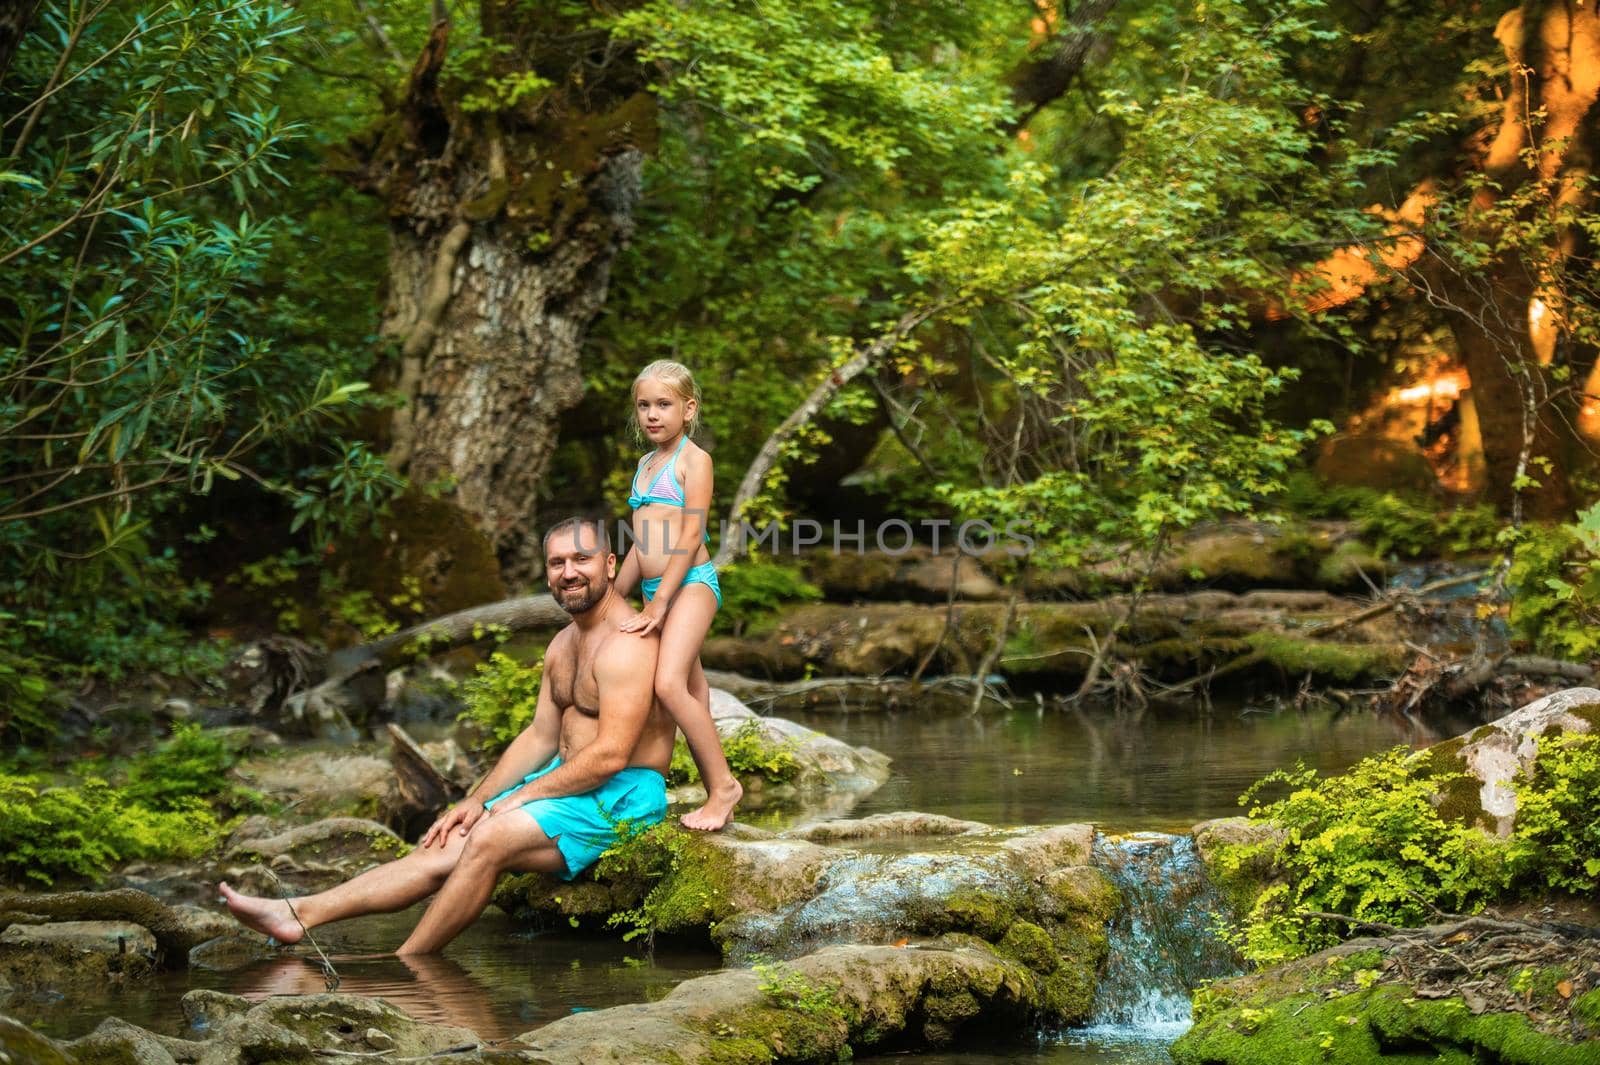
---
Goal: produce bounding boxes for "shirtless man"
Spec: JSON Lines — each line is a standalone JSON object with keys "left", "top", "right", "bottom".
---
{"left": 218, "top": 517, "right": 675, "bottom": 955}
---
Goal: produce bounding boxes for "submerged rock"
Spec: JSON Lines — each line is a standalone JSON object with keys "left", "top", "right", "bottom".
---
{"left": 0, "top": 1014, "right": 75, "bottom": 1065}
{"left": 0, "top": 921, "right": 158, "bottom": 990}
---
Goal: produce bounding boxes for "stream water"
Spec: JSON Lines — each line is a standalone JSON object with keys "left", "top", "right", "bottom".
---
{"left": 12, "top": 701, "right": 1416, "bottom": 1059}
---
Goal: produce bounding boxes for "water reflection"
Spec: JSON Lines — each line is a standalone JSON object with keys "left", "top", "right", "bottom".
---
{"left": 795, "top": 701, "right": 1417, "bottom": 831}
{"left": 229, "top": 953, "right": 507, "bottom": 1040}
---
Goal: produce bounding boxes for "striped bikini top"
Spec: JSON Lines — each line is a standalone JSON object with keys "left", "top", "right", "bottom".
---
{"left": 628, "top": 435, "right": 689, "bottom": 510}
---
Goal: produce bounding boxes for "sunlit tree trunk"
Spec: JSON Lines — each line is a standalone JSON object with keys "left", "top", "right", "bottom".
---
{"left": 1428, "top": 2, "right": 1598, "bottom": 519}
{"left": 348, "top": 11, "right": 654, "bottom": 581}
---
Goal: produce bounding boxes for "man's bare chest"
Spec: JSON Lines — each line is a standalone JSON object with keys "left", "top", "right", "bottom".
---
{"left": 547, "top": 649, "right": 600, "bottom": 718}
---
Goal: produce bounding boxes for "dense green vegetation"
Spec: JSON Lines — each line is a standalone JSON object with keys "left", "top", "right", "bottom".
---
{"left": 3, "top": 3, "right": 1599, "bottom": 738}
{"left": 0, "top": 724, "right": 255, "bottom": 885}
{"left": 1213, "top": 733, "right": 1600, "bottom": 965}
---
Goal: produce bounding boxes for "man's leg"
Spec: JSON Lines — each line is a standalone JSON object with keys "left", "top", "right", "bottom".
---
{"left": 397, "top": 807, "right": 567, "bottom": 955}
{"left": 218, "top": 826, "right": 471, "bottom": 944}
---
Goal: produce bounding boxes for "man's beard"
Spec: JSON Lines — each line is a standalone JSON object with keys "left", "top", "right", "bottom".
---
{"left": 554, "top": 575, "right": 608, "bottom": 615}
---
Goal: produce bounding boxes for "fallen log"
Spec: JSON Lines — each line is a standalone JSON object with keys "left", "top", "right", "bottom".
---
{"left": 281, "top": 594, "right": 568, "bottom": 737}
{"left": 0, "top": 888, "right": 224, "bottom": 964}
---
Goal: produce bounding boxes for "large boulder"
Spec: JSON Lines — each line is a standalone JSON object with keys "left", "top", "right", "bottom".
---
{"left": 666, "top": 692, "right": 891, "bottom": 818}
{"left": 0, "top": 921, "right": 158, "bottom": 990}
{"left": 231, "top": 749, "right": 398, "bottom": 821}
{"left": 497, "top": 817, "right": 1119, "bottom": 1026}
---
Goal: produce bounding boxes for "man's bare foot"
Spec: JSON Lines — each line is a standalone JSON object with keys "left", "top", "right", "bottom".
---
{"left": 218, "top": 882, "right": 305, "bottom": 944}
{"left": 681, "top": 778, "right": 742, "bottom": 831}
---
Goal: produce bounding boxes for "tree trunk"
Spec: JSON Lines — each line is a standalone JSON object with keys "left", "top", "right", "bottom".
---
{"left": 0, "top": 0, "right": 40, "bottom": 86}
{"left": 1429, "top": 3, "right": 1598, "bottom": 519}
{"left": 348, "top": 12, "right": 655, "bottom": 582}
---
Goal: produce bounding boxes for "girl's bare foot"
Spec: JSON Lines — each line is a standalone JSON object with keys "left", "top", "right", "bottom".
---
{"left": 218, "top": 882, "right": 305, "bottom": 944}
{"left": 681, "top": 778, "right": 742, "bottom": 831}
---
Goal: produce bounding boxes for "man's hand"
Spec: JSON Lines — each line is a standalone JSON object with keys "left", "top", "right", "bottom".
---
{"left": 617, "top": 602, "right": 665, "bottom": 636}
{"left": 421, "top": 798, "right": 485, "bottom": 847}
{"left": 485, "top": 788, "right": 526, "bottom": 818}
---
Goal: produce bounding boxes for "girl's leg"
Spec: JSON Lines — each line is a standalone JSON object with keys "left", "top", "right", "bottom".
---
{"left": 656, "top": 584, "right": 741, "bottom": 830}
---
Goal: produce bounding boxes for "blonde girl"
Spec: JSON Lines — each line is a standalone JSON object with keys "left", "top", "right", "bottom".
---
{"left": 614, "top": 361, "right": 740, "bottom": 830}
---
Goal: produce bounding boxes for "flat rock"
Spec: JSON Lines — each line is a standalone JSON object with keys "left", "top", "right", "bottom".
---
{"left": 0, "top": 921, "right": 158, "bottom": 989}
{"left": 519, "top": 942, "right": 1035, "bottom": 1063}
{"left": 784, "top": 812, "right": 990, "bottom": 842}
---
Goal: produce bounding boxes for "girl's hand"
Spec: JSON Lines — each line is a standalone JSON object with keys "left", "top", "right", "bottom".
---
{"left": 618, "top": 604, "right": 665, "bottom": 636}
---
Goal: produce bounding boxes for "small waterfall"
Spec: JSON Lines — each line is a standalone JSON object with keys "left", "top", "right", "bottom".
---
{"left": 1075, "top": 833, "right": 1240, "bottom": 1043}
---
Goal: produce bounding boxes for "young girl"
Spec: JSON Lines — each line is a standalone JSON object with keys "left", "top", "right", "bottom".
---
{"left": 614, "top": 361, "right": 741, "bottom": 830}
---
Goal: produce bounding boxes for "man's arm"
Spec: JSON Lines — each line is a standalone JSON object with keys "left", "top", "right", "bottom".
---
{"left": 421, "top": 640, "right": 564, "bottom": 846}
{"left": 492, "top": 632, "right": 659, "bottom": 806}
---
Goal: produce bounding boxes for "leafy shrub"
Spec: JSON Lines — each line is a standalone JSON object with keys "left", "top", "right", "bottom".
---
{"left": 666, "top": 722, "right": 801, "bottom": 786}
{"left": 1510, "top": 733, "right": 1600, "bottom": 894}
{"left": 712, "top": 561, "right": 822, "bottom": 636}
{"left": 594, "top": 820, "right": 691, "bottom": 943}
{"left": 457, "top": 652, "right": 545, "bottom": 748}
{"left": 1218, "top": 732, "right": 1600, "bottom": 965}
{"left": 119, "top": 724, "right": 258, "bottom": 812}
{"left": 0, "top": 613, "right": 59, "bottom": 744}
{"left": 1507, "top": 507, "right": 1600, "bottom": 661}
{"left": 1217, "top": 748, "right": 1513, "bottom": 965}
{"left": 1279, "top": 475, "right": 1501, "bottom": 559}
{"left": 0, "top": 774, "right": 225, "bottom": 886}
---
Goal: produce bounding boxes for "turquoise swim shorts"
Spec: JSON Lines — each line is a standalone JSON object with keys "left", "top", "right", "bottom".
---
{"left": 481, "top": 756, "right": 667, "bottom": 880}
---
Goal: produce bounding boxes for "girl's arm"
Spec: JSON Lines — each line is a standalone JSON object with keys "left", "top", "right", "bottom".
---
{"left": 614, "top": 545, "right": 641, "bottom": 599}
{"left": 618, "top": 446, "right": 712, "bottom": 636}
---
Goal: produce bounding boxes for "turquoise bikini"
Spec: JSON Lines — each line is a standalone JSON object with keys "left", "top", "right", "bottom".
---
{"left": 629, "top": 435, "right": 722, "bottom": 608}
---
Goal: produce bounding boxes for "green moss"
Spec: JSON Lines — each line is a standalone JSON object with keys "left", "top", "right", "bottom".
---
{"left": 1039, "top": 967, "right": 1096, "bottom": 1023}
{"left": 996, "top": 921, "right": 1058, "bottom": 973}
{"left": 1410, "top": 740, "right": 1490, "bottom": 829}
{"left": 703, "top": 969, "right": 851, "bottom": 1065}
{"left": 1046, "top": 866, "right": 1121, "bottom": 919}
{"left": 939, "top": 887, "right": 1016, "bottom": 940}
{"left": 1575, "top": 988, "right": 1600, "bottom": 1026}
{"left": 1242, "top": 632, "right": 1409, "bottom": 683}
{"left": 1316, "top": 540, "right": 1387, "bottom": 589}
{"left": 1174, "top": 985, "right": 1600, "bottom": 1065}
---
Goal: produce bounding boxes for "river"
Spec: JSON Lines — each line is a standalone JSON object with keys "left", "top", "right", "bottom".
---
{"left": 10, "top": 700, "right": 1416, "bottom": 1060}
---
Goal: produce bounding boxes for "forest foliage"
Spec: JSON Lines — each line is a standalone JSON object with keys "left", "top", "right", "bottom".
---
{"left": 2, "top": 0, "right": 1599, "bottom": 712}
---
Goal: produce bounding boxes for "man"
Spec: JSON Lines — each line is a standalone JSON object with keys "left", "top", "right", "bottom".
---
{"left": 218, "top": 517, "right": 674, "bottom": 955}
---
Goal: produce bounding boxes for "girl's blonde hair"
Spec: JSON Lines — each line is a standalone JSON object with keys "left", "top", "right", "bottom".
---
{"left": 630, "top": 360, "right": 702, "bottom": 444}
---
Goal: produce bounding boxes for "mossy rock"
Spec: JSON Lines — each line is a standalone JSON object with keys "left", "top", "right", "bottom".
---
{"left": 0, "top": 1013, "right": 76, "bottom": 1065}
{"left": 1408, "top": 688, "right": 1600, "bottom": 836}
{"left": 328, "top": 494, "right": 506, "bottom": 638}
{"left": 1176, "top": 984, "right": 1600, "bottom": 1065}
